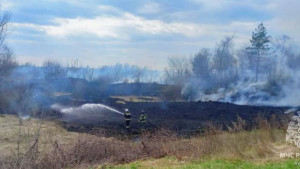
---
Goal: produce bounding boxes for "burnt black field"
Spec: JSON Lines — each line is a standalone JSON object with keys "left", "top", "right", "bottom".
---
{"left": 53, "top": 99, "right": 291, "bottom": 134}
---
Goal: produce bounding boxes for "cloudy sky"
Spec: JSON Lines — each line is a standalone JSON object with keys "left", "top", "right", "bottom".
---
{"left": 2, "top": 0, "right": 300, "bottom": 69}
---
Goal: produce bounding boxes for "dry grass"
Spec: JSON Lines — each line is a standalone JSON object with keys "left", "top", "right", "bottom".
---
{"left": 110, "top": 96, "right": 162, "bottom": 102}
{"left": 35, "top": 128, "right": 293, "bottom": 169}
{"left": 0, "top": 114, "right": 81, "bottom": 156}
{"left": 0, "top": 114, "right": 297, "bottom": 169}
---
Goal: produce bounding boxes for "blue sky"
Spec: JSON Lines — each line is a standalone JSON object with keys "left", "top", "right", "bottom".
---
{"left": 2, "top": 0, "right": 300, "bottom": 69}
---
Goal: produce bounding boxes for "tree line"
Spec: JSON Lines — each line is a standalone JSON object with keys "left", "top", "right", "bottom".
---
{"left": 163, "top": 23, "right": 300, "bottom": 101}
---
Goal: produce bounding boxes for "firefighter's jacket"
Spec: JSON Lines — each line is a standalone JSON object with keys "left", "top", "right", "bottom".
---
{"left": 139, "top": 114, "right": 147, "bottom": 123}
{"left": 124, "top": 112, "right": 131, "bottom": 121}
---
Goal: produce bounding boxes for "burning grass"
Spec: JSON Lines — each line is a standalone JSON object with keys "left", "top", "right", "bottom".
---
{"left": 0, "top": 114, "right": 298, "bottom": 169}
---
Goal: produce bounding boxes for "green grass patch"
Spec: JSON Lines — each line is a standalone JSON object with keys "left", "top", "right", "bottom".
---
{"left": 98, "top": 158, "right": 300, "bottom": 169}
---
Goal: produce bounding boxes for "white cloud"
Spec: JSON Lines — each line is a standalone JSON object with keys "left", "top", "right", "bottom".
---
{"left": 274, "top": 1, "right": 300, "bottom": 29}
{"left": 12, "top": 13, "right": 209, "bottom": 39}
{"left": 10, "top": 10, "right": 261, "bottom": 69}
{"left": 97, "top": 5, "right": 122, "bottom": 13}
{"left": 1, "top": 1, "right": 15, "bottom": 10}
{"left": 138, "top": 2, "right": 162, "bottom": 14}
{"left": 10, "top": 12, "right": 260, "bottom": 52}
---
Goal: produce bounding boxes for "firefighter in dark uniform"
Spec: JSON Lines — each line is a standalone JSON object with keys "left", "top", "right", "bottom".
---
{"left": 139, "top": 110, "right": 147, "bottom": 131}
{"left": 124, "top": 108, "right": 131, "bottom": 132}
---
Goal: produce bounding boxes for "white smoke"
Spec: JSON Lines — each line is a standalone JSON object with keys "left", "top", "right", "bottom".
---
{"left": 284, "top": 108, "right": 297, "bottom": 114}
{"left": 20, "top": 114, "right": 30, "bottom": 120}
{"left": 183, "top": 36, "right": 300, "bottom": 107}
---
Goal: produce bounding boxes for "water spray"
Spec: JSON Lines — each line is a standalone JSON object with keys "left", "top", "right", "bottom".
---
{"left": 51, "top": 103, "right": 123, "bottom": 115}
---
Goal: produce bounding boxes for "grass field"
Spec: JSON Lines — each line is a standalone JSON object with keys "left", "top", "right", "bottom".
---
{"left": 1, "top": 114, "right": 299, "bottom": 169}
{"left": 100, "top": 158, "right": 300, "bottom": 169}
{"left": 0, "top": 114, "right": 81, "bottom": 156}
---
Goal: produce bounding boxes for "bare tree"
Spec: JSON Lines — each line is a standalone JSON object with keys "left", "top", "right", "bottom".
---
{"left": 163, "top": 56, "right": 192, "bottom": 100}
{"left": 66, "top": 59, "right": 79, "bottom": 78}
{"left": 67, "top": 58, "right": 79, "bottom": 71}
{"left": 0, "top": 12, "right": 10, "bottom": 46}
{"left": 0, "top": 46, "right": 16, "bottom": 78}
{"left": 0, "top": 12, "right": 16, "bottom": 79}
{"left": 192, "top": 48, "right": 211, "bottom": 79}
{"left": 211, "top": 35, "right": 238, "bottom": 87}
{"left": 213, "top": 35, "right": 236, "bottom": 73}
{"left": 164, "top": 56, "right": 192, "bottom": 86}
{"left": 43, "top": 61, "right": 66, "bottom": 80}
{"left": 0, "top": 10, "right": 18, "bottom": 115}
{"left": 112, "top": 63, "right": 122, "bottom": 82}
{"left": 133, "top": 67, "right": 145, "bottom": 83}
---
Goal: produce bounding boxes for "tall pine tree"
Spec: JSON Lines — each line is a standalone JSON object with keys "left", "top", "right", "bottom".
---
{"left": 249, "top": 23, "right": 270, "bottom": 82}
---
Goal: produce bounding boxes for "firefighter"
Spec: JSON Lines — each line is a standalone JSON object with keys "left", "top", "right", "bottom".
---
{"left": 139, "top": 110, "right": 147, "bottom": 131}
{"left": 124, "top": 108, "right": 131, "bottom": 132}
